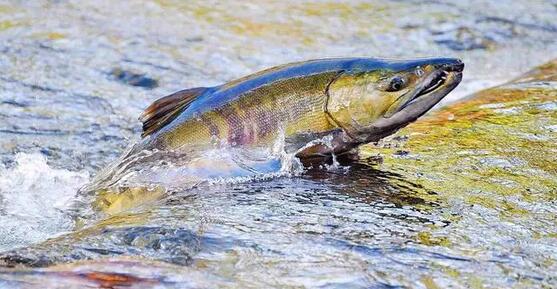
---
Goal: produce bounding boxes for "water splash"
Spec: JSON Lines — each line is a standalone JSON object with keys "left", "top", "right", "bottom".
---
{"left": 87, "top": 127, "right": 312, "bottom": 189}
{"left": 70, "top": 131, "right": 308, "bottom": 220}
{"left": 0, "top": 153, "right": 89, "bottom": 251}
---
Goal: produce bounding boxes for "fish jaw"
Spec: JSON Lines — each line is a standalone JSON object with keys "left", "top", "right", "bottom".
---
{"left": 356, "top": 64, "right": 463, "bottom": 143}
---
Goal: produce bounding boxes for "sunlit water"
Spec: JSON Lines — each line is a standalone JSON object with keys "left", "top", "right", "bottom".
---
{"left": 0, "top": 153, "right": 89, "bottom": 252}
{"left": 0, "top": 158, "right": 468, "bottom": 287}
{"left": 1, "top": 0, "right": 557, "bottom": 288}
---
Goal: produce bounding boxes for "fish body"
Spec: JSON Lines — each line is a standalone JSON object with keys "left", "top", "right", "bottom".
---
{"left": 82, "top": 57, "right": 463, "bottom": 203}
{"left": 140, "top": 57, "right": 464, "bottom": 158}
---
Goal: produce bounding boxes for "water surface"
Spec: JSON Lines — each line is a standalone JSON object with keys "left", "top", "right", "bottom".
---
{"left": 1, "top": 1, "right": 557, "bottom": 288}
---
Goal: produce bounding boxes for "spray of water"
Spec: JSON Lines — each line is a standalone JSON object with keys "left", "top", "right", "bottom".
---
{"left": 67, "top": 130, "right": 314, "bottom": 222}
{"left": 0, "top": 153, "right": 90, "bottom": 251}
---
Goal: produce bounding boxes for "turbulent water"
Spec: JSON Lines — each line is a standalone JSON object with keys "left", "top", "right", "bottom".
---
{"left": 1, "top": 1, "right": 557, "bottom": 288}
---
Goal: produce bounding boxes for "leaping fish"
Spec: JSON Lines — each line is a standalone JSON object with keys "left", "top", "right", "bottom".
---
{"left": 138, "top": 57, "right": 463, "bottom": 159}
{"left": 83, "top": 57, "right": 463, "bottom": 215}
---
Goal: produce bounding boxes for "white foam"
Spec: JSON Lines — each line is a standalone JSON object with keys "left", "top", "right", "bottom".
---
{"left": 95, "top": 147, "right": 301, "bottom": 191}
{"left": 82, "top": 128, "right": 309, "bottom": 195}
{"left": 0, "top": 153, "right": 90, "bottom": 252}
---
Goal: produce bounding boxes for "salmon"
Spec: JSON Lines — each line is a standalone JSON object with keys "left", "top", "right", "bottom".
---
{"left": 139, "top": 57, "right": 463, "bottom": 158}
{"left": 82, "top": 57, "right": 464, "bottom": 213}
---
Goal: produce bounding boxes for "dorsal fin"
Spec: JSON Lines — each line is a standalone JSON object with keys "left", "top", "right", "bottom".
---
{"left": 140, "top": 87, "right": 208, "bottom": 137}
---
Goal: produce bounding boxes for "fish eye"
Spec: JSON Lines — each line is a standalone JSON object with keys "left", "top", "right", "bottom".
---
{"left": 386, "top": 77, "right": 405, "bottom": 92}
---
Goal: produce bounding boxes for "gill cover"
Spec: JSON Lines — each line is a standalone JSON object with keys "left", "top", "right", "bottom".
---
{"left": 325, "top": 71, "right": 405, "bottom": 140}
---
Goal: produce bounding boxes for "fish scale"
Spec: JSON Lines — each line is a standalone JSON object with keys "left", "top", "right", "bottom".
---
{"left": 164, "top": 72, "right": 338, "bottom": 150}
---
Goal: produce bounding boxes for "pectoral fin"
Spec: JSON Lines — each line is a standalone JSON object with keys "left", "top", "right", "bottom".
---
{"left": 140, "top": 87, "right": 208, "bottom": 137}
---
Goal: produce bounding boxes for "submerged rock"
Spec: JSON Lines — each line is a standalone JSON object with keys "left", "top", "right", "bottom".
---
{"left": 109, "top": 68, "right": 159, "bottom": 89}
{"left": 0, "top": 257, "right": 228, "bottom": 288}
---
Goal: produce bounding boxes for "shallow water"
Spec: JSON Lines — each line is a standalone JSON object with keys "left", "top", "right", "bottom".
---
{"left": 0, "top": 160, "right": 467, "bottom": 287}
{"left": 1, "top": 1, "right": 557, "bottom": 288}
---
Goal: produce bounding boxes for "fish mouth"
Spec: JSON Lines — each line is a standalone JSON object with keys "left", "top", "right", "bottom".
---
{"left": 352, "top": 58, "right": 463, "bottom": 144}
{"left": 399, "top": 61, "right": 464, "bottom": 111}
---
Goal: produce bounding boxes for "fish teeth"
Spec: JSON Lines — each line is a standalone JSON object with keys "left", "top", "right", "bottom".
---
{"left": 440, "top": 71, "right": 448, "bottom": 81}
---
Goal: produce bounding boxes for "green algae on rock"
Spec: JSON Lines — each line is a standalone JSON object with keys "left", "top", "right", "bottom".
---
{"left": 361, "top": 59, "right": 557, "bottom": 287}
{"left": 364, "top": 59, "right": 557, "bottom": 209}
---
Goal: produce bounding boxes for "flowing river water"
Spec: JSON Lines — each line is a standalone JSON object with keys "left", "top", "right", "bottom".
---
{"left": 0, "top": 1, "right": 557, "bottom": 288}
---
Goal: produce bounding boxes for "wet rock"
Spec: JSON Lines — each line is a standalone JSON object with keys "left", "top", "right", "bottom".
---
{"left": 0, "top": 257, "right": 224, "bottom": 288}
{"left": 363, "top": 59, "right": 557, "bottom": 287}
{"left": 109, "top": 68, "right": 159, "bottom": 89}
{"left": 370, "top": 59, "right": 557, "bottom": 201}
{"left": 0, "top": 226, "right": 201, "bottom": 267}
{"left": 434, "top": 26, "right": 496, "bottom": 51}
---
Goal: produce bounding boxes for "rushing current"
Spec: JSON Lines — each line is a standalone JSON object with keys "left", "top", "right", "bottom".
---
{"left": 1, "top": 1, "right": 557, "bottom": 288}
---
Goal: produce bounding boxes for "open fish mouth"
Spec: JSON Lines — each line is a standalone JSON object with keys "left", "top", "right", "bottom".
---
{"left": 360, "top": 59, "right": 463, "bottom": 144}
{"left": 420, "top": 70, "right": 448, "bottom": 95}
{"left": 400, "top": 61, "right": 464, "bottom": 111}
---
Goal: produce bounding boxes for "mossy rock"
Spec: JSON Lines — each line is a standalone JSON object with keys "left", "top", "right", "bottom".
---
{"left": 363, "top": 59, "right": 557, "bottom": 211}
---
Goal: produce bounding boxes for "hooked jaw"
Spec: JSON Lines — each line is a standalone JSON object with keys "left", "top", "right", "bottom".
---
{"left": 399, "top": 59, "right": 464, "bottom": 111}
{"left": 357, "top": 58, "right": 464, "bottom": 143}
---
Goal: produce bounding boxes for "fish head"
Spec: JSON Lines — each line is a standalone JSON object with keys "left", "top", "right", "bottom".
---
{"left": 326, "top": 57, "right": 463, "bottom": 143}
